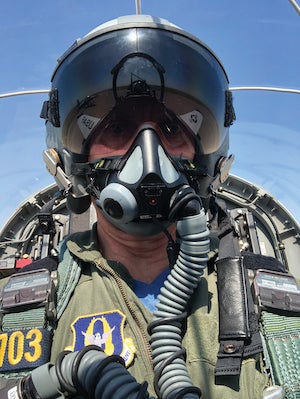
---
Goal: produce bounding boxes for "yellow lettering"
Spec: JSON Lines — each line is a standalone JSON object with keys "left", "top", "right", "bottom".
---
{"left": 8, "top": 331, "right": 23, "bottom": 366}
{"left": 0, "top": 334, "right": 8, "bottom": 367}
{"left": 24, "top": 329, "right": 42, "bottom": 362}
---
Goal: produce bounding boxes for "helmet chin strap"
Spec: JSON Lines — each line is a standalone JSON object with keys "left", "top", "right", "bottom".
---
{"left": 90, "top": 125, "right": 192, "bottom": 236}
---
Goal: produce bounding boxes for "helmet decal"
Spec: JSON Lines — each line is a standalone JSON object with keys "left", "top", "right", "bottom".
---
{"left": 77, "top": 114, "right": 101, "bottom": 138}
{"left": 179, "top": 110, "right": 203, "bottom": 135}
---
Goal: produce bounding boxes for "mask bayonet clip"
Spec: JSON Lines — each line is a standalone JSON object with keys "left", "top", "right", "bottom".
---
{"left": 43, "top": 149, "right": 73, "bottom": 194}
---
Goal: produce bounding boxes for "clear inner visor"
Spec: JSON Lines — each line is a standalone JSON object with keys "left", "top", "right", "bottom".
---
{"left": 87, "top": 98, "right": 196, "bottom": 160}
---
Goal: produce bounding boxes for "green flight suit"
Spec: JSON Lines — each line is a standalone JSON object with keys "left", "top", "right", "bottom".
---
{"left": 51, "top": 228, "right": 269, "bottom": 398}
{"left": 0, "top": 227, "right": 269, "bottom": 398}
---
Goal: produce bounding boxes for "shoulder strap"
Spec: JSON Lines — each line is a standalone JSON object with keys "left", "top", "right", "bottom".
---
{"left": 14, "top": 246, "right": 82, "bottom": 321}
{"left": 0, "top": 240, "right": 82, "bottom": 378}
{"left": 214, "top": 203, "right": 300, "bottom": 397}
{"left": 213, "top": 202, "right": 263, "bottom": 378}
{"left": 55, "top": 239, "right": 82, "bottom": 319}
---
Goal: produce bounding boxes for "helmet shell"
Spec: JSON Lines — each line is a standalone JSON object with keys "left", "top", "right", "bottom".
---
{"left": 44, "top": 15, "right": 231, "bottom": 160}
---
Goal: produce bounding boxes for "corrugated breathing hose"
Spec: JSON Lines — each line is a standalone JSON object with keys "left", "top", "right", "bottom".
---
{"left": 148, "top": 205, "right": 210, "bottom": 399}
{"left": 23, "top": 345, "right": 154, "bottom": 399}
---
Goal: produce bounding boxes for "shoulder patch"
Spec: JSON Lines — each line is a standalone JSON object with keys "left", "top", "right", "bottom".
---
{"left": 66, "top": 310, "right": 136, "bottom": 367}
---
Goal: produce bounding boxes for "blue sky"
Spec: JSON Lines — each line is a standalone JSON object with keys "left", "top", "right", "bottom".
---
{"left": 0, "top": 0, "right": 299, "bottom": 227}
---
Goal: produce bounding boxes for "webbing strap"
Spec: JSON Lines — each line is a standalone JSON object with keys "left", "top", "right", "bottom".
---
{"left": 56, "top": 241, "right": 82, "bottom": 319}
{"left": 2, "top": 308, "right": 47, "bottom": 331}
{"left": 215, "top": 257, "right": 263, "bottom": 376}
{"left": 0, "top": 243, "right": 82, "bottom": 377}
{"left": 215, "top": 206, "right": 263, "bottom": 377}
{"left": 261, "top": 311, "right": 300, "bottom": 399}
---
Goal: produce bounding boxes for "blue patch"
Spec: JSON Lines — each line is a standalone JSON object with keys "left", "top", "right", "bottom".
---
{"left": 68, "top": 310, "right": 136, "bottom": 366}
{"left": 0, "top": 328, "right": 52, "bottom": 372}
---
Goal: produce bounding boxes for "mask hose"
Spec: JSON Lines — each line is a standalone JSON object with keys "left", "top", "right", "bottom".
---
{"left": 148, "top": 196, "right": 210, "bottom": 399}
{"left": 20, "top": 346, "right": 154, "bottom": 399}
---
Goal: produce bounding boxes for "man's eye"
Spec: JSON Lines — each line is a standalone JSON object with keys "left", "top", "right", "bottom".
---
{"left": 162, "top": 122, "right": 179, "bottom": 137}
{"left": 162, "top": 125, "right": 186, "bottom": 146}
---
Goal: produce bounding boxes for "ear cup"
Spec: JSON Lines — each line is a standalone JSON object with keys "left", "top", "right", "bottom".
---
{"left": 97, "top": 183, "right": 138, "bottom": 223}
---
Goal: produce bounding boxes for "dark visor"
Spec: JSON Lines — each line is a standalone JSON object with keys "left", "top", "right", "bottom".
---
{"left": 50, "top": 27, "right": 230, "bottom": 155}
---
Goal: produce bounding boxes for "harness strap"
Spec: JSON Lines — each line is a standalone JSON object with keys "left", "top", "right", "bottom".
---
{"left": 214, "top": 203, "right": 263, "bottom": 377}
{"left": 214, "top": 200, "right": 300, "bottom": 397}
{"left": 0, "top": 243, "right": 82, "bottom": 377}
{"left": 2, "top": 308, "right": 49, "bottom": 331}
{"left": 0, "top": 267, "right": 56, "bottom": 377}
{"left": 56, "top": 240, "right": 82, "bottom": 319}
{"left": 215, "top": 256, "right": 263, "bottom": 377}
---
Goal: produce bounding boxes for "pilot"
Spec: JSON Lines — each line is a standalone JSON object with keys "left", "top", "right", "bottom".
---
{"left": 1, "top": 14, "right": 293, "bottom": 399}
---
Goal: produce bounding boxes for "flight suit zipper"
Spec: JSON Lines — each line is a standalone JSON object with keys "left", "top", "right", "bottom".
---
{"left": 94, "top": 259, "right": 153, "bottom": 369}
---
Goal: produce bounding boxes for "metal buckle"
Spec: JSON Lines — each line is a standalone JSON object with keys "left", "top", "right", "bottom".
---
{"left": 229, "top": 208, "right": 261, "bottom": 254}
{"left": 0, "top": 268, "right": 56, "bottom": 319}
{"left": 253, "top": 269, "right": 300, "bottom": 313}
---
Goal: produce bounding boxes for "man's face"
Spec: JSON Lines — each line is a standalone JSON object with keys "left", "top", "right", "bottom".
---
{"left": 88, "top": 119, "right": 195, "bottom": 162}
{"left": 87, "top": 101, "right": 196, "bottom": 236}
{"left": 88, "top": 97, "right": 195, "bottom": 161}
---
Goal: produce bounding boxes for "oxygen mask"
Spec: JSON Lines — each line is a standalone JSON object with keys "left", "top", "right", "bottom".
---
{"left": 88, "top": 108, "right": 198, "bottom": 236}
